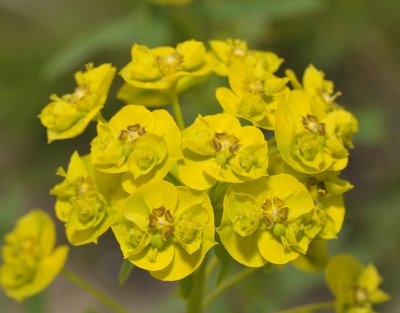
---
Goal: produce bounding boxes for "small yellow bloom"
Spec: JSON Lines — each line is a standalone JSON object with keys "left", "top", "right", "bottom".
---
{"left": 90, "top": 105, "right": 182, "bottom": 193}
{"left": 51, "top": 152, "right": 117, "bottom": 245}
{"left": 0, "top": 210, "right": 68, "bottom": 302}
{"left": 218, "top": 174, "right": 319, "bottom": 266}
{"left": 269, "top": 156, "right": 353, "bottom": 239}
{"left": 216, "top": 62, "right": 289, "bottom": 130}
{"left": 209, "top": 39, "right": 283, "bottom": 76}
{"left": 325, "top": 254, "right": 390, "bottom": 313}
{"left": 275, "top": 90, "right": 349, "bottom": 173}
{"left": 39, "top": 63, "right": 116, "bottom": 143}
{"left": 178, "top": 113, "right": 268, "bottom": 190}
{"left": 120, "top": 40, "right": 212, "bottom": 90}
{"left": 112, "top": 180, "right": 215, "bottom": 281}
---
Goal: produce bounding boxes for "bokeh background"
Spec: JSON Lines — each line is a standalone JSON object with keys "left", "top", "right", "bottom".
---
{"left": 0, "top": 0, "right": 399, "bottom": 312}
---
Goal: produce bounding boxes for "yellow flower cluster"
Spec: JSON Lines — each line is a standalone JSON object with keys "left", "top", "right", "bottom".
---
{"left": 38, "top": 38, "right": 359, "bottom": 275}
{"left": 4, "top": 38, "right": 384, "bottom": 305}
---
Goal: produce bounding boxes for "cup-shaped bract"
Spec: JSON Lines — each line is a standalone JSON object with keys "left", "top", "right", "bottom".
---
{"left": 39, "top": 63, "right": 116, "bottom": 143}
{"left": 112, "top": 180, "right": 215, "bottom": 281}
{"left": 120, "top": 40, "right": 213, "bottom": 90}
{"left": 50, "top": 151, "right": 117, "bottom": 245}
{"left": 178, "top": 113, "right": 268, "bottom": 190}
{"left": 275, "top": 90, "right": 350, "bottom": 174}
{"left": 325, "top": 254, "right": 390, "bottom": 313}
{"left": 209, "top": 39, "right": 283, "bottom": 77}
{"left": 219, "top": 174, "right": 319, "bottom": 266}
{"left": 216, "top": 62, "right": 289, "bottom": 130}
{"left": 90, "top": 105, "right": 182, "bottom": 193}
{"left": 268, "top": 156, "right": 353, "bottom": 240}
{"left": 0, "top": 210, "right": 68, "bottom": 302}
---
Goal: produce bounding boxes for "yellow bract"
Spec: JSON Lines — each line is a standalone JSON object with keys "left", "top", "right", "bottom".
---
{"left": 275, "top": 90, "right": 349, "bottom": 173}
{"left": 39, "top": 63, "right": 116, "bottom": 143}
{"left": 112, "top": 180, "right": 215, "bottom": 281}
{"left": 0, "top": 210, "right": 68, "bottom": 302}
{"left": 178, "top": 113, "right": 268, "bottom": 190}
{"left": 51, "top": 151, "right": 117, "bottom": 245}
{"left": 120, "top": 40, "right": 212, "bottom": 90}
{"left": 216, "top": 62, "right": 289, "bottom": 130}
{"left": 218, "top": 174, "right": 319, "bottom": 266}
{"left": 209, "top": 38, "right": 283, "bottom": 76}
{"left": 90, "top": 105, "right": 182, "bottom": 193}
{"left": 325, "top": 254, "right": 390, "bottom": 313}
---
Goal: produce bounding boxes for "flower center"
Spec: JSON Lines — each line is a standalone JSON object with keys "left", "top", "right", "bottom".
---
{"left": 243, "top": 78, "right": 265, "bottom": 95}
{"left": 353, "top": 285, "right": 369, "bottom": 306}
{"left": 261, "top": 197, "right": 289, "bottom": 235}
{"left": 118, "top": 124, "right": 146, "bottom": 144}
{"left": 148, "top": 206, "right": 175, "bottom": 241}
{"left": 157, "top": 51, "right": 184, "bottom": 75}
{"left": 212, "top": 132, "right": 240, "bottom": 160}
{"left": 302, "top": 114, "right": 326, "bottom": 136}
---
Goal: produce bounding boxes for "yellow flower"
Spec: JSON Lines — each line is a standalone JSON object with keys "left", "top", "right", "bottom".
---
{"left": 216, "top": 62, "right": 289, "bottom": 130}
{"left": 209, "top": 39, "right": 283, "bottom": 76}
{"left": 50, "top": 151, "right": 117, "bottom": 245}
{"left": 112, "top": 180, "right": 215, "bottom": 281}
{"left": 218, "top": 174, "right": 319, "bottom": 266}
{"left": 120, "top": 40, "right": 212, "bottom": 90}
{"left": 90, "top": 105, "right": 182, "bottom": 193}
{"left": 286, "top": 64, "right": 341, "bottom": 111}
{"left": 0, "top": 210, "right": 68, "bottom": 302}
{"left": 325, "top": 254, "right": 390, "bottom": 313}
{"left": 177, "top": 113, "right": 268, "bottom": 190}
{"left": 275, "top": 90, "right": 349, "bottom": 173}
{"left": 269, "top": 155, "right": 353, "bottom": 239}
{"left": 39, "top": 63, "right": 116, "bottom": 143}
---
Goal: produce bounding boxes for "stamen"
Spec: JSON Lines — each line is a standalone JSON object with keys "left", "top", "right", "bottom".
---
{"left": 165, "top": 210, "right": 175, "bottom": 223}
{"left": 212, "top": 138, "right": 222, "bottom": 152}
{"left": 148, "top": 215, "right": 158, "bottom": 228}
{"left": 127, "top": 124, "right": 140, "bottom": 132}
{"left": 119, "top": 130, "right": 128, "bottom": 140}
{"left": 229, "top": 143, "right": 240, "bottom": 153}
{"left": 152, "top": 206, "right": 166, "bottom": 217}
{"left": 273, "top": 197, "right": 284, "bottom": 208}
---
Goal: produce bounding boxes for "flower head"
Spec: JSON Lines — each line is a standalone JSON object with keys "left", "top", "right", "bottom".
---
{"left": 325, "top": 254, "right": 390, "bottom": 313}
{"left": 209, "top": 39, "right": 283, "bottom": 76}
{"left": 218, "top": 174, "right": 319, "bottom": 266}
{"left": 0, "top": 210, "right": 68, "bottom": 301}
{"left": 178, "top": 113, "right": 268, "bottom": 190}
{"left": 120, "top": 40, "right": 212, "bottom": 90}
{"left": 39, "top": 63, "right": 116, "bottom": 143}
{"left": 50, "top": 151, "right": 118, "bottom": 245}
{"left": 217, "top": 62, "right": 288, "bottom": 130}
{"left": 275, "top": 90, "right": 349, "bottom": 173}
{"left": 112, "top": 180, "right": 215, "bottom": 281}
{"left": 90, "top": 105, "right": 182, "bottom": 193}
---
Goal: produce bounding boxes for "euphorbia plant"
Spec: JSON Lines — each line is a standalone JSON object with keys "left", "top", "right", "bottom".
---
{"left": 0, "top": 38, "right": 389, "bottom": 313}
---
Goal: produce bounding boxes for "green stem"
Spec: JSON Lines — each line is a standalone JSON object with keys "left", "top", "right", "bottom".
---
{"left": 61, "top": 269, "right": 128, "bottom": 313}
{"left": 204, "top": 267, "right": 257, "bottom": 309}
{"left": 273, "top": 301, "right": 336, "bottom": 313}
{"left": 205, "top": 254, "right": 219, "bottom": 279}
{"left": 186, "top": 257, "right": 207, "bottom": 313}
{"left": 170, "top": 87, "right": 185, "bottom": 130}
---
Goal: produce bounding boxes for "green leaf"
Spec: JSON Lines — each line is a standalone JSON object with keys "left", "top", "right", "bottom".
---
{"left": 118, "top": 260, "right": 135, "bottom": 286}
{"left": 178, "top": 274, "right": 194, "bottom": 299}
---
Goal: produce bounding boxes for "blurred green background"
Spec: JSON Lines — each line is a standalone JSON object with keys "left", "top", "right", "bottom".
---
{"left": 0, "top": 0, "right": 399, "bottom": 312}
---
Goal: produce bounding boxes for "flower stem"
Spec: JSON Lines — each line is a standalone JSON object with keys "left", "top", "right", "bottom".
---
{"left": 61, "top": 269, "right": 128, "bottom": 313}
{"left": 170, "top": 87, "right": 185, "bottom": 130}
{"left": 204, "top": 267, "right": 257, "bottom": 309}
{"left": 186, "top": 257, "right": 207, "bottom": 313}
{"left": 273, "top": 301, "right": 336, "bottom": 313}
